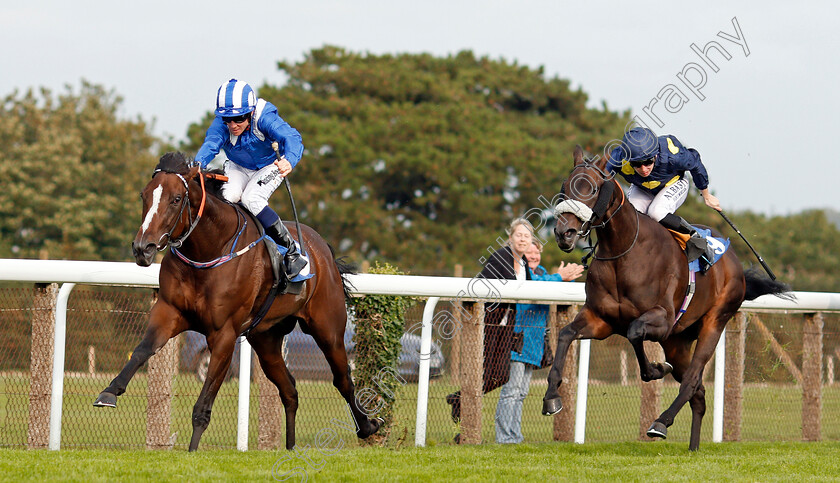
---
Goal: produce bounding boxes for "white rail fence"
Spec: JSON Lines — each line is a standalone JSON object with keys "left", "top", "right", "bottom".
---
{"left": 3, "top": 258, "right": 840, "bottom": 450}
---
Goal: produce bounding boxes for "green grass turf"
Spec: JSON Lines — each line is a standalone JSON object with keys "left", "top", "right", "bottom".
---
{"left": 2, "top": 442, "right": 840, "bottom": 482}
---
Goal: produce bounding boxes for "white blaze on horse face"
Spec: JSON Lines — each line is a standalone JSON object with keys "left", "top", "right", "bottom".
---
{"left": 141, "top": 185, "right": 164, "bottom": 235}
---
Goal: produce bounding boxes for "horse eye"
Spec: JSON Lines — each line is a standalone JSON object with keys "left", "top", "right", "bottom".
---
{"left": 173, "top": 195, "right": 182, "bottom": 204}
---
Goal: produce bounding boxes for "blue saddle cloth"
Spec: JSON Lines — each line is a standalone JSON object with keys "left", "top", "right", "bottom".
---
{"left": 688, "top": 227, "right": 730, "bottom": 273}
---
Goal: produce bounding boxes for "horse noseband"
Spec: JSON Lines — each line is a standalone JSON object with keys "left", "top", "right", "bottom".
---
{"left": 556, "top": 181, "right": 615, "bottom": 239}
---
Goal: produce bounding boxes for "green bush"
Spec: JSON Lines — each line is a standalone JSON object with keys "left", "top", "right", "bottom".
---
{"left": 347, "top": 261, "right": 417, "bottom": 445}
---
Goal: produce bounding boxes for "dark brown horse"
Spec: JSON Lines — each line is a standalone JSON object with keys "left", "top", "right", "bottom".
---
{"left": 542, "top": 146, "right": 790, "bottom": 450}
{"left": 94, "top": 152, "right": 381, "bottom": 451}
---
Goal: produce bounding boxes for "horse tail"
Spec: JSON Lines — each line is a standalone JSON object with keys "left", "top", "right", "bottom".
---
{"left": 743, "top": 266, "right": 795, "bottom": 301}
{"left": 328, "top": 243, "right": 357, "bottom": 301}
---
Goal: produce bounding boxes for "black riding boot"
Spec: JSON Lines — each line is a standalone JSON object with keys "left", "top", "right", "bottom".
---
{"left": 659, "top": 213, "right": 715, "bottom": 268}
{"left": 265, "top": 220, "right": 308, "bottom": 279}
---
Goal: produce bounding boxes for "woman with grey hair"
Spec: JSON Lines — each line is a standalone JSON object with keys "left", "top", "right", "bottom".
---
{"left": 446, "top": 218, "right": 534, "bottom": 435}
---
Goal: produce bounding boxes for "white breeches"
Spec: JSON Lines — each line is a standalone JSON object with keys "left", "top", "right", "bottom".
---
{"left": 221, "top": 161, "right": 284, "bottom": 216}
{"left": 627, "top": 178, "right": 689, "bottom": 221}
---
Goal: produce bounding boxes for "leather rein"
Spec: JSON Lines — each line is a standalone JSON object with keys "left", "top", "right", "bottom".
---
{"left": 153, "top": 171, "right": 267, "bottom": 268}
{"left": 559, "top": 168, "right": 639, "bottom": 267}
{"left": 590, "top": 178, "right": 640, "bottom": 262}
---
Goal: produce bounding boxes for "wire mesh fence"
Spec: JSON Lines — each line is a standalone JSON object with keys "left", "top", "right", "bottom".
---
{"left": 2, "top": 284, "right": 840, "bottom": 449}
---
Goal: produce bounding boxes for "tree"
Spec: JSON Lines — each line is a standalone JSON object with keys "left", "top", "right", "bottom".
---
{"left": 183, "top": 46, "right": 630, "bottom": 274}
{"left": 0, "top": 82, "right": 159, "bottom": 260}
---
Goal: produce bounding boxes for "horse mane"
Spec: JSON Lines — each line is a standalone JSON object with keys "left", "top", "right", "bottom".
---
{"left": 154, "top": 152, "right": 225, "bottom": 199}
{"left": 155, "top": 152, "right": 192, "bottom": 175}
{"left": 202, "top": 169, "right": 226, "bottom": 199}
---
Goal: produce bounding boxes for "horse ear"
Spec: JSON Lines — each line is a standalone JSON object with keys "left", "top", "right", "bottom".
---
{"left": 594, "top": 152, "right": 608, "bottom": 172}
{"left": 573, "top": 145, "right": 584, "bottom": 166}
{"left": 186, "top": 165, "right": 200, "bottom": 180}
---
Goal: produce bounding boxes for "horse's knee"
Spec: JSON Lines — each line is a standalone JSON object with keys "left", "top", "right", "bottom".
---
{"left": 690, "top": 386, "right": 707, "bottom": 416}
{"left": 557, "top": 325, "right": 580, "bottom": 345}
{"left": 191, "top": 405, "right": 211, "bottom": 429}
{"left": 278, "top": 387, "right": 299, "bottom": 411}
{"left": 627, "top": 322, "right": 646, "bottom": 343}
{"left": 333, "top": 368, "right": 353, "bottom": 392}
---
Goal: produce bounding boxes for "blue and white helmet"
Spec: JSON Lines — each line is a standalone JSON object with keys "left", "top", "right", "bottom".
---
{"left": 215, "top": 79, "right": 257, "bottom": 117}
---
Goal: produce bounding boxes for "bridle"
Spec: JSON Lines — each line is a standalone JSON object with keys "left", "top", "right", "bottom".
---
{"left": 153, "top": 169, "right": 208, "bottom": 249}
{"left": 149, "top": 169, "right": 268, "bottom": 270}
{"left": 556, "top": 164, "right": 639, "bottom": 265}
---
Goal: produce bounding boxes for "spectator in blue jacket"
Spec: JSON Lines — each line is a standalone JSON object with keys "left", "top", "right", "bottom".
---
{"left": 195, "top": 79, "right": 307, "bottom": 278}
{"left": 495, "top": 239, "right": 583, "bottom": 444}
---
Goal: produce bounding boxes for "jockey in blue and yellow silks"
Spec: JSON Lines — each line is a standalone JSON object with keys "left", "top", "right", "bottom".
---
{"left": 607, "top": 127, "right": 721, "bottom": 267}
{"left": 195, "top": 79, "right": 307, "bottom": 279}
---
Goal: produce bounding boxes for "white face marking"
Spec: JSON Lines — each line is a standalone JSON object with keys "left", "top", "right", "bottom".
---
{"left": 141, "top": 185, "right": 163, "bottom": 235}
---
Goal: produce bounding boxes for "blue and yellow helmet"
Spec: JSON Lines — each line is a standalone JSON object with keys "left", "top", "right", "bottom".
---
{"left": 620, "top": 127, "right": 659, "bottom": 161}
{"left": 215, "top": 79, "right": 257, "bottom": 117}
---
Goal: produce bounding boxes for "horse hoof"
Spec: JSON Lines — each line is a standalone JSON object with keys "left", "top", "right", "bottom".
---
{"left": 647, "top": 421, "right": 667, "bottom": 439}
{"left": 359, "top": 417, "right": 385, "bottom": 439}
{"left": 93, "top": 391, "right": 117, "bottom": 408}
{"left": 542, "top": 397, "right": 563, "bottom": 416}
{"left": 662, "top": 362, "right": 673, "bottom": 376}
{"left": 445, "top": 393, "right": 461, "bottom": 423}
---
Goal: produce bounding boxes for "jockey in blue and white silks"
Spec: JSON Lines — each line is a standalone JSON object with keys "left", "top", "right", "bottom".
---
{"left": 195, "top": 78, "right": 307, "bottom": 279}
{"left": 607, "top": 127, "right": 721, "bottom": 269}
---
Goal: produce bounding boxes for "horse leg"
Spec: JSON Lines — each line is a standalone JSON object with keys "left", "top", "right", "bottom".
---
{"left": 659, "top": 337, "right": 707, "bottom": 450}
{"left": 626, "top": 306, "right": 674, "bottom": 382}
{"left": 686, "top": 383, "right": 707, "bottom": 450}
{"left": 309, "top": 322, "right": 382, "bottom": 439}
{"left": 188, "top": 329, "right": 237, "bottom": 451}
{"left": 94, "top": 301, "right": 186, "bottom": 408}
{"left": 248, "top": 329, "right": 299, "bottom": 450}
{"left": 648, "top": 325, "right": 721, "bottom": 449}
{"left": 643, "top": 337, "right": 689, "bottom": 440}
{"left": 542, "top": 307, "right": 612, "bottom": 416}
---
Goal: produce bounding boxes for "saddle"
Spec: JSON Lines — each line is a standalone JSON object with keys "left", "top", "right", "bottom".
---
{"left": 667, "top": 230, "right": 690, "bottom": 251}
{"left": 239, "top": 204, "right": 307, "bottom": 296}
{"left": 666, "top": 227, "right": 730, "bottom": 273}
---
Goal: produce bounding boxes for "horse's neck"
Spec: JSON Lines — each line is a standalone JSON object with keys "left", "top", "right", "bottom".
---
{"left": 180, "top": 192, "right": 244, "bottom": 258}
{"left": 595, "top": 190, "right": 638, "bottom": 256}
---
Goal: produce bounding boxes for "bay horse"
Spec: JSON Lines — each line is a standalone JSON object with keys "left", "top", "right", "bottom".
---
{"left": 542, "top": 146, "right": 791, "bottom": 450}
{"left": 94, "top": 152, "right": 381, "bottom": 451}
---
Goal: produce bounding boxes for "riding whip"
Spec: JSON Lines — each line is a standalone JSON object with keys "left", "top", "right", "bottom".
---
{"left": 271, "top": 142, "right": 305, "bottom": 250}
{"left": 717, "top": 210, "right": 777, "bottom": 280}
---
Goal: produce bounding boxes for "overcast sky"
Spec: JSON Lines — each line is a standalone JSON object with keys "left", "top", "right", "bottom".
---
{"left": 2, "top": 1, "right": 837, "bottom": 216}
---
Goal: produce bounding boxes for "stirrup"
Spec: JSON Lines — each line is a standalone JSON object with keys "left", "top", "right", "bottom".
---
{"left": 284, "top": 253, "right": 308, "bottom": 279}
{"left": 684, "top": 233, "right": 707, "bottom": 263}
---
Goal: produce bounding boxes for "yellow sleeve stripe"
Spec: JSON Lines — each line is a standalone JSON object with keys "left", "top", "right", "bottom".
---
{"left": 664, "top": 175, "right": 681, "bottom": 187}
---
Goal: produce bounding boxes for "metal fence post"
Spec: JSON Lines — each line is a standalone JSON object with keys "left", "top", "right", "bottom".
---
{"left": 48, "top": 283, "right": 75, "bottom": 450}
{"left": 237, "top": 336, "right": 253, "bottom": 451}
{"left": 574, "top": 339, "right": 590, "bottom": 444}
{"left": 713, "top": 328, "right": 726, "bottom": 442}
{"left": 414, "top": 297, "right": 439, "bottom": 447}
